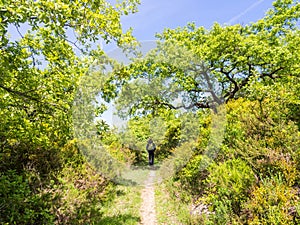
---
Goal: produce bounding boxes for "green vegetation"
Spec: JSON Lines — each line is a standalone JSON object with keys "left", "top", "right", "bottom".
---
{"left": 100, "top": 185, "right": 142, "bottom": 225}
{"left": 1, "top": 0, "right": 300, "bottom": 224}
{"left": 155, "top": 180, "right": 195, "bottom": 225}
{"left": 0, "top": 0, "right": 139, "bottom": 224}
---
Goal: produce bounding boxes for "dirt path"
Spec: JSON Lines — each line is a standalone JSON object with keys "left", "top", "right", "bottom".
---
{"left": 140, "top": 169, "right": 157, "bottom": 225}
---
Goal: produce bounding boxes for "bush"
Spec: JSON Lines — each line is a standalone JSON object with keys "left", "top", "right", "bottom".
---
{"left": 0, "top": 140, "right": 112, "bottom": 225}
{"left": 226, "top": 98, "right": 300, "bottom": 186}
{"left": 179, "top": 155, "right": 211, "bottom": 194}
{"left": 243, "top": 174, "right": 300, "bottom": 224}
{"left": 51, "top": 140, "right": 111, "bottom": 224}
{"left": 0, "top": 170, "right": 54, "bottom": 225}
{"left": 200, "top": 158, "right": 256, "bottom": 224}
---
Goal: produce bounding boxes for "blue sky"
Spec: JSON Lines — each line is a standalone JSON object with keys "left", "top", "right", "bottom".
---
{"left": 8, "top": 0, "right": 276, "bottom": 53}
{"left": 120, "top": 0, "right": 275, "bottom": 41}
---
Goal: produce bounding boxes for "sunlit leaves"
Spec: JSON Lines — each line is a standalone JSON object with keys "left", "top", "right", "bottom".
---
{"left": 114, "top": 0, "right": 300, "bottom": 112}
{"left": 0, "top": 0, "right": 139, "bottom": 223}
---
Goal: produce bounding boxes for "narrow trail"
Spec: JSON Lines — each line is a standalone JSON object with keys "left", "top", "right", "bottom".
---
{"left": 140, "top": 169, "right": 157, "bottom": 225}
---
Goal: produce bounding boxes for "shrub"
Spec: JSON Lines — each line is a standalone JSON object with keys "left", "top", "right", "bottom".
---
{"left": 243, "top": 175, "right": 300, "bottom": 224}
{"left": 226, "top": 98, "right": 300, "bottom": 185}
{"left": 200, "top": 158, "right": 256, "bottom": 224}
{"left": 179, "top": 155, "right": 211, "bottom": 194}
{"left": 0, "top": 170, "right": 54, "bottom": 225}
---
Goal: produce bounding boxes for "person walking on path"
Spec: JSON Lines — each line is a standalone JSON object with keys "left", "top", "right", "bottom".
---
{"left": 146, "top": 138, "right": 156, "bottom": 166}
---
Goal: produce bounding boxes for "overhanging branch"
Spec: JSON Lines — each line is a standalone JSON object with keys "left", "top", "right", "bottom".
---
{"left": 0, "top": 84, "right": 68, "bottom": 112}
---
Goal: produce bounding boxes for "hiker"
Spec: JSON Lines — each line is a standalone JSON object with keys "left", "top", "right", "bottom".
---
{"left": 146, "top": 138, "right": 156, "bottom": 166}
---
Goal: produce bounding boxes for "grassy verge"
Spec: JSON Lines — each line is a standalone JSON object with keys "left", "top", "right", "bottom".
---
{"left": 155, "top": 180, "right": 195, "bottom": 225}
{"left": 99, "top": 184, "right": 142, "bottom": 225}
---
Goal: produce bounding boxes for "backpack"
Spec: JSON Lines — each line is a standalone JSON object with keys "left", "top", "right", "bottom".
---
{"left": 147, "top": 142, "right": 156, "bottom": 151}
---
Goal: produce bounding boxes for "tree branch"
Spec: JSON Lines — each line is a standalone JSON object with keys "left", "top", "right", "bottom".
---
{"left": 202, "top": 69, "right": 222, "bottom": 105}
{"left": 260, "top": 66, "right": 283, "bottom": 79}
{"left": 0, "top": 84, "right": 41, "bottom": 102}
{"left": 0, "top": 84, "right": 68, "bottom": 112}
{"left": 153, "top": 97, "right": 210, "bottom": 110}
{"left": 15, "top": 24, "right": 38, "bottom": 66}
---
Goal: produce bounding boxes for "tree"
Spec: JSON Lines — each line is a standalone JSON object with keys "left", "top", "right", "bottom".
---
{"left": 104, "top": 0, "right": 299, "bottom": 115}
{"left": 0, "top": 0, "right": 140, "bottom": 223}
{"left": 0, "top": 0, "right": 139, "bottom": 170}
{"left": 0, "top": 0, "right": 139, "bottom": 117}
